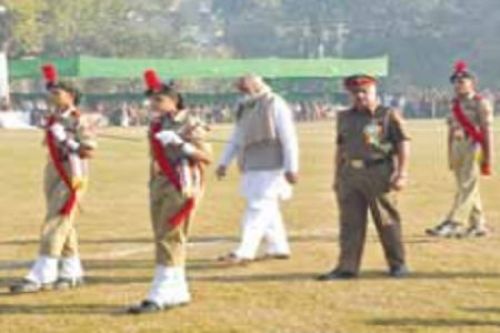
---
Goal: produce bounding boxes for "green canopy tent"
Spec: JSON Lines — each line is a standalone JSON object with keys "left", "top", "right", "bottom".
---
{"left": 9, "top": 55, "right": 389, "bottom": 79}
{"left": 9, "top": 55, "right": 389, "bottom": 105}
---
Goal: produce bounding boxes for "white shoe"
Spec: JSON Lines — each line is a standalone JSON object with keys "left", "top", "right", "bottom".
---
{"left": 146, "top": 266, "right": 192, "bottom": 308}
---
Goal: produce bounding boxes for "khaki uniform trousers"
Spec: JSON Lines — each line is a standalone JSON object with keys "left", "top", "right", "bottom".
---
{"left": 40, "top": 162, "right": 83, "bottom": 258}
{"left": 149, "top": 174, "right": 197, "bottom": 267}
{"left": 447, "top": 138, "right": 484, "bottom": 227}
{"left": 336, "top": 161, "right": 406, "bottom": 273}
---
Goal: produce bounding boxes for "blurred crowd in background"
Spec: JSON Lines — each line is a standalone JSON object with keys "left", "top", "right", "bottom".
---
{"left": 2, "top": 89, "right": 500, "bottom": 128}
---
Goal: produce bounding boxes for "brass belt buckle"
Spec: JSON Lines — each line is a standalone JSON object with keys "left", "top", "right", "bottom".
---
{"left": 350, "top": 159, "right": 364, "bottom": 169}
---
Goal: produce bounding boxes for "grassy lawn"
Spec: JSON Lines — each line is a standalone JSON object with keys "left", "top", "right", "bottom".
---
{"left": 0, "top": 120, "right": 499, "bottom": 333}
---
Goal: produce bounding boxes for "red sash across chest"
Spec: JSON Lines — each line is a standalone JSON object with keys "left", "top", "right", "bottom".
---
{"left": 150, "top": 121, "right": 182, "bottom": 191}
{"left": 452, "top": 96, "right": 492, "bottom": 175}
{"left": 149, "top": 120, "right": 195, "bottom": 227}
{"left": 452, "top": 95, "right": 485, "bottom": 144}
{"left": 45, "top": 116, "right": 78, "bottom": 215}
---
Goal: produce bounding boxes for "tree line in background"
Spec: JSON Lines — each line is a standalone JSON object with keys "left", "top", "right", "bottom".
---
{"left": 2, "top": 0, "right": 500, "bottom": 90}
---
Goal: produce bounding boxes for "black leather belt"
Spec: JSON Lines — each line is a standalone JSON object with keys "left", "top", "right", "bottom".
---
{"left": 347, "top": 158, "right": 390, "bottom": 169}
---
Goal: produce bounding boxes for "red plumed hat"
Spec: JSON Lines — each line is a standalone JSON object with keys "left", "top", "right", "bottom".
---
{"left": 142, "top": 69, "right": 184, "bottom": 108}
{"left": 454, "top": 60, "right": 468, "bottom": 74}
{"left": 450, "top": 60, "right": 475, "bottom": 83}
{"left": 144, "top": 69, "right": 163, "bottom": 94}
{"left": 41, "top": 63, "right": 82, "bottom": 104}
{"left": 42, "top": 64, "right": 58, "bottom": 88}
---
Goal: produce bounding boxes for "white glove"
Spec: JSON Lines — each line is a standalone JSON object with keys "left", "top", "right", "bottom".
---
{"left": 181, "top": 142, "right": 197, "bottom": 156}
{"left": 66, "top": 139, "right": 80, "bottom": 151}
{"left": 50, "top": 123, "right": 67, "bottom": 142}
{"left": 155, "top": 130, "right": 184, "bottom": 146}
{"left": 50, "top": 123, "right": 80, "bottom": 151}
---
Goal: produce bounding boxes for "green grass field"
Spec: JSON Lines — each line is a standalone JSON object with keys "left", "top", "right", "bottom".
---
{"left": 1, "top": 120, "right": 500, "bottom": 333}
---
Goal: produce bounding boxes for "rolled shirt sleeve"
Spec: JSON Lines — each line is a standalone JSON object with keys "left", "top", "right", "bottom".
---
{"left": 388, "top": 109, "right": 411, "bottom": 145}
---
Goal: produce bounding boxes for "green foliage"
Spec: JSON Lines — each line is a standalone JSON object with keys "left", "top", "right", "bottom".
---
{"left": 3, "top": 0, "right": 500, "bottom": 88}
{"left": 3, "top": 0, "right": 47, "bottom": 55}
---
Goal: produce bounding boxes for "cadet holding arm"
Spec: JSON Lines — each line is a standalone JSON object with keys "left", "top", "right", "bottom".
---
{"left": 10, "top": 64, "right": 96, "bottom": 294}
{"left": 128, "top": 70, "right": 211, "bottom": 314}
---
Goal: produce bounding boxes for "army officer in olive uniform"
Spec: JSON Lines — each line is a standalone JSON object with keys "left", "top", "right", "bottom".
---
{"left": 319, "top": 74, "right": 411, "bottom": 280}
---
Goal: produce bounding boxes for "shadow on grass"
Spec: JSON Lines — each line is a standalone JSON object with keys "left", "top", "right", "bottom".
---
{"left": 3, "top": 270, "right": 499, "bottom": 288}
{"left": 0, "top": 259, "right": 154, "bottom": 272}
{"left": 83, "top": 258, "right": 227, "bottom": 271}
{"left": 356, "top": 270, "right": 500, "bottom": 280}
{"left": 85, "top": 275, "right": 150, "bottom": 284}
{"left": 368, "top": 318, "right": 500, "bottom": 328}
{"left": 0, "top": 303, "right": 123, "bottom": 315}
{"left": 0, "top": 235, "right": 247, "bottom": 246}
{"left": 0, "top": 275, "right": 152, "bottom": 289}
{"left": 461, "top": 307, "right": 500, "bottom": 314}
{"left": 0, "top": 259, "right": 156, "bottom": 272}
{"left": 0, "top": 259, "right": 234, "bottom": 287}
{"left": 0, "top": 234, "right": 439, "bottom": 247}
{"left": 194, "top": 272, "right": 318, "bottom": 283}
{"left": 0, "top": 238, "right": 151, "bottom": 246}
{"left": 194, "top": 270, "right": 500, "bottom": 283}
{"left": 0, "top": 258, "right": 235, "bottom": 274}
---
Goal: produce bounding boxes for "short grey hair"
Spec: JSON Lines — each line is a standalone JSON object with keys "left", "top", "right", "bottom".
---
{"left": 239, "top": 74, "right": 272, "bottom": 94}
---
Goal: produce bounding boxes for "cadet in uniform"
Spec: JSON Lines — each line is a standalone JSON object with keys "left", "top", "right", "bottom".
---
{"left": 318, "top": 74, "right": 410, "bottom": 280}
{"left": 128, "top": 70, "right": 212, "bottom": 314}
{"left": 10, "top": 64, "right": 96, "bottom": 293}
{"left": 426, "top": 61, "right": 494, "bottom": 238}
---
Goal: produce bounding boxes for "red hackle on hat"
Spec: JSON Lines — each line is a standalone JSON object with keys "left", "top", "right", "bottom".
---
{"left": 454, "top": 60, "right": 468, "bottom": 74}
{"left": 144, "top": 69, "right": 163, "bottom": 92}
{"left": 42, "top": 64, "right": 58, "bottom": 86}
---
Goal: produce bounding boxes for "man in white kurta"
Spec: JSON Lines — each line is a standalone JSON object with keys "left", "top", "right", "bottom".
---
{"left": 216, "top": 75, "right": 299, "bottom": 264}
